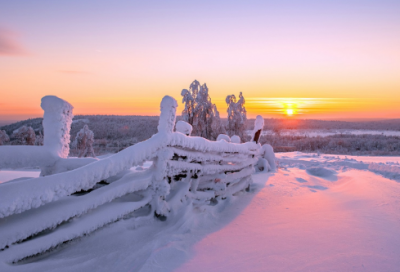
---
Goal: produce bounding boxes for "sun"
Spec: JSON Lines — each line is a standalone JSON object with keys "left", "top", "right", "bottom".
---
{"left": 286, "top": 108, "right": 294, "bottom": 116}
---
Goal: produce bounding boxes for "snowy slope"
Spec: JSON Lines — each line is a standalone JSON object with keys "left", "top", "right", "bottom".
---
{"left": 0, "top": 153, "right": 399, "bottom": 272}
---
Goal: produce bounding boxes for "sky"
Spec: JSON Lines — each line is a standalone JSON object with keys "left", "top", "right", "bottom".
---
{"left": 0, "top": 0, "right": 399, "bottom": 122}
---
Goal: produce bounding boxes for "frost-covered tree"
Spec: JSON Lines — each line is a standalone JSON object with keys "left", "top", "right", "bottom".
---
{"left": 226, "top": 92, "right": 247, "bottom": 140}
{"left": 73, "top": 125, "right": 95, "bottom": 157}
{"left": 210, "top": 104, "right": 226, "bottom": 140}
{"left": 0, "top": 130, "right": 10, "bottom": 145}
{"left": 181, "top": 80, "right": 200, "bottom": 125}
{"left": 11, "top": 125, "right": 36, "bottom": 145}
{"left": 181, "top": 80, "right": 224, "bottom": 140}
{"left": 35, "top": 131, "right": 44, "bottom": 146}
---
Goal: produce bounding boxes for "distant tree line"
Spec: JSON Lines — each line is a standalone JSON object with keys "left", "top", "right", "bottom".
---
{"left": 246, "top": 118, "right": 400, "bottom": 131}
{"left": 259, "top": 134, "right": 400, "bottom": 156}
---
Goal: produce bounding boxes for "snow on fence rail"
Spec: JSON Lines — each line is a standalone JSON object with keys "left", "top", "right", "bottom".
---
{"left": 0, "top": 95, "right": 267, "bottom": 262}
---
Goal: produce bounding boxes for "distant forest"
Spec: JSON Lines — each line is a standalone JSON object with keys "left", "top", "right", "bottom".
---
{"left": 2, "top": 116, "right": 400, "bottom": 156}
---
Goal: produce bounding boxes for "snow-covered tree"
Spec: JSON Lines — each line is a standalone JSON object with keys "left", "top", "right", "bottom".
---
{"left": 0, "top": 130, "right": 10, "bottom": 145}
{"left": 181, "top": 80, "right": 224, "bottom": 140}
{"left": 226, "top": 92, "right": 247, "bottom": 140}
{"left": 181, "top": 80, "right": 199, "bottom": 125}
{"left": 11, "top": 125, "right": 36, "bottom": 145}
{"left": 210, "top": 104, "right": 226, "bottom": 140}
{"left": 35, "top": 131, "right": 44, "bottom": 146}
{"left": 73, "top": 125, "right": 95, "bottom": 158}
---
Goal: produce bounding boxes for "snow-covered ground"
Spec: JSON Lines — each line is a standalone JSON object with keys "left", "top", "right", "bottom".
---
{"left": 0, "top": 170, "right": 40, "bottom": 184}
{"left": 1, "top": 153, "right": 399, "bottom": 272}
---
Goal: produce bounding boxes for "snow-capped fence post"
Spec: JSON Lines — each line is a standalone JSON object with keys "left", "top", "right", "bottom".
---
{"left": 251, "top": 115, "right": 264, "bottom": 144}
{"left": 41, "top": 96, "right": 74, "bottom": 158}
{"left": 157, "top": 95, "right": 178, "bottom": 134}
{"left": 153, "top": 96, "right": 178, "bottom": 219}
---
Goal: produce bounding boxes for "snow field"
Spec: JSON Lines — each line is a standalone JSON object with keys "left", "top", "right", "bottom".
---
{"left": 2, "top": 153, "right": 398, "bottom": 271}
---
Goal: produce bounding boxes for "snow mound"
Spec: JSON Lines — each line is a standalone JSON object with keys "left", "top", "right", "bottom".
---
{"left": 175, "top": 121, "right": 193, "bottom": 136}
{"left": 217, "top": 134, "right": 231, "bottom": 142}
{"left": 306, "top": 167, "right": 337, "bottom": 181}
{"left": 368, "top": 163, "right": 400, "bottom": 181}
{"left": 231, "top": 135, "right": 241, "bottom": 143}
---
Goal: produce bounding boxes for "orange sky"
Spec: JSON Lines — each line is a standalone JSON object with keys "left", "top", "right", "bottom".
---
{"left": 1, "top": 1, "right": 400, "bottom": 122}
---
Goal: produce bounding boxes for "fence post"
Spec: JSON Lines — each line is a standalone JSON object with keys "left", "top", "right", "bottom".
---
{"left": 153, "top": 96, "right": 178, "bottom": 220}
{"left": 252, "top": 115, "right": 264, "bottom": 144}
{"left": 41, "top": 96, "right": 74, "bottom": 158}
{"left": 157, "top": 95, "right": 178, "bottom": 133}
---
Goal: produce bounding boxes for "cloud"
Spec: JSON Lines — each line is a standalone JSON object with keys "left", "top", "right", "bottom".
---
{"left": 0, "top": 27, "right": 27, "bottom": 56}
{"left": 58, "top": 70, "right": 90, "bottom": 75}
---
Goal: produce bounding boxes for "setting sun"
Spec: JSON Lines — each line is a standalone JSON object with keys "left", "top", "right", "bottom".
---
{"left": 286, "top": 109, "right": 294, "bottom": 116}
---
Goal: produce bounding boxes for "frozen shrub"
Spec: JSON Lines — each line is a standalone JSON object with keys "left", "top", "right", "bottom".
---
{"left": 262, "top": 144, "right": 276, "bottom": 171}
{"left": 210, "top": 104, "right": 226, "bottom": 140}
{"left": 0, "top": 130, "right": 10, "bottom": 145}
{"left": 11, "top": 125, "right": 36, "bottom": 145}
{"left": 226, "top": 92, "right": 247, "bottom": 141}
{"left": 255, "top": 144, "right": 276, "bottom": 172}
{"left": 35, "top": 131, "right": 44, "bottom": 146}
{"left": 73, "top": 125, "right": 96, "bottom": 157}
